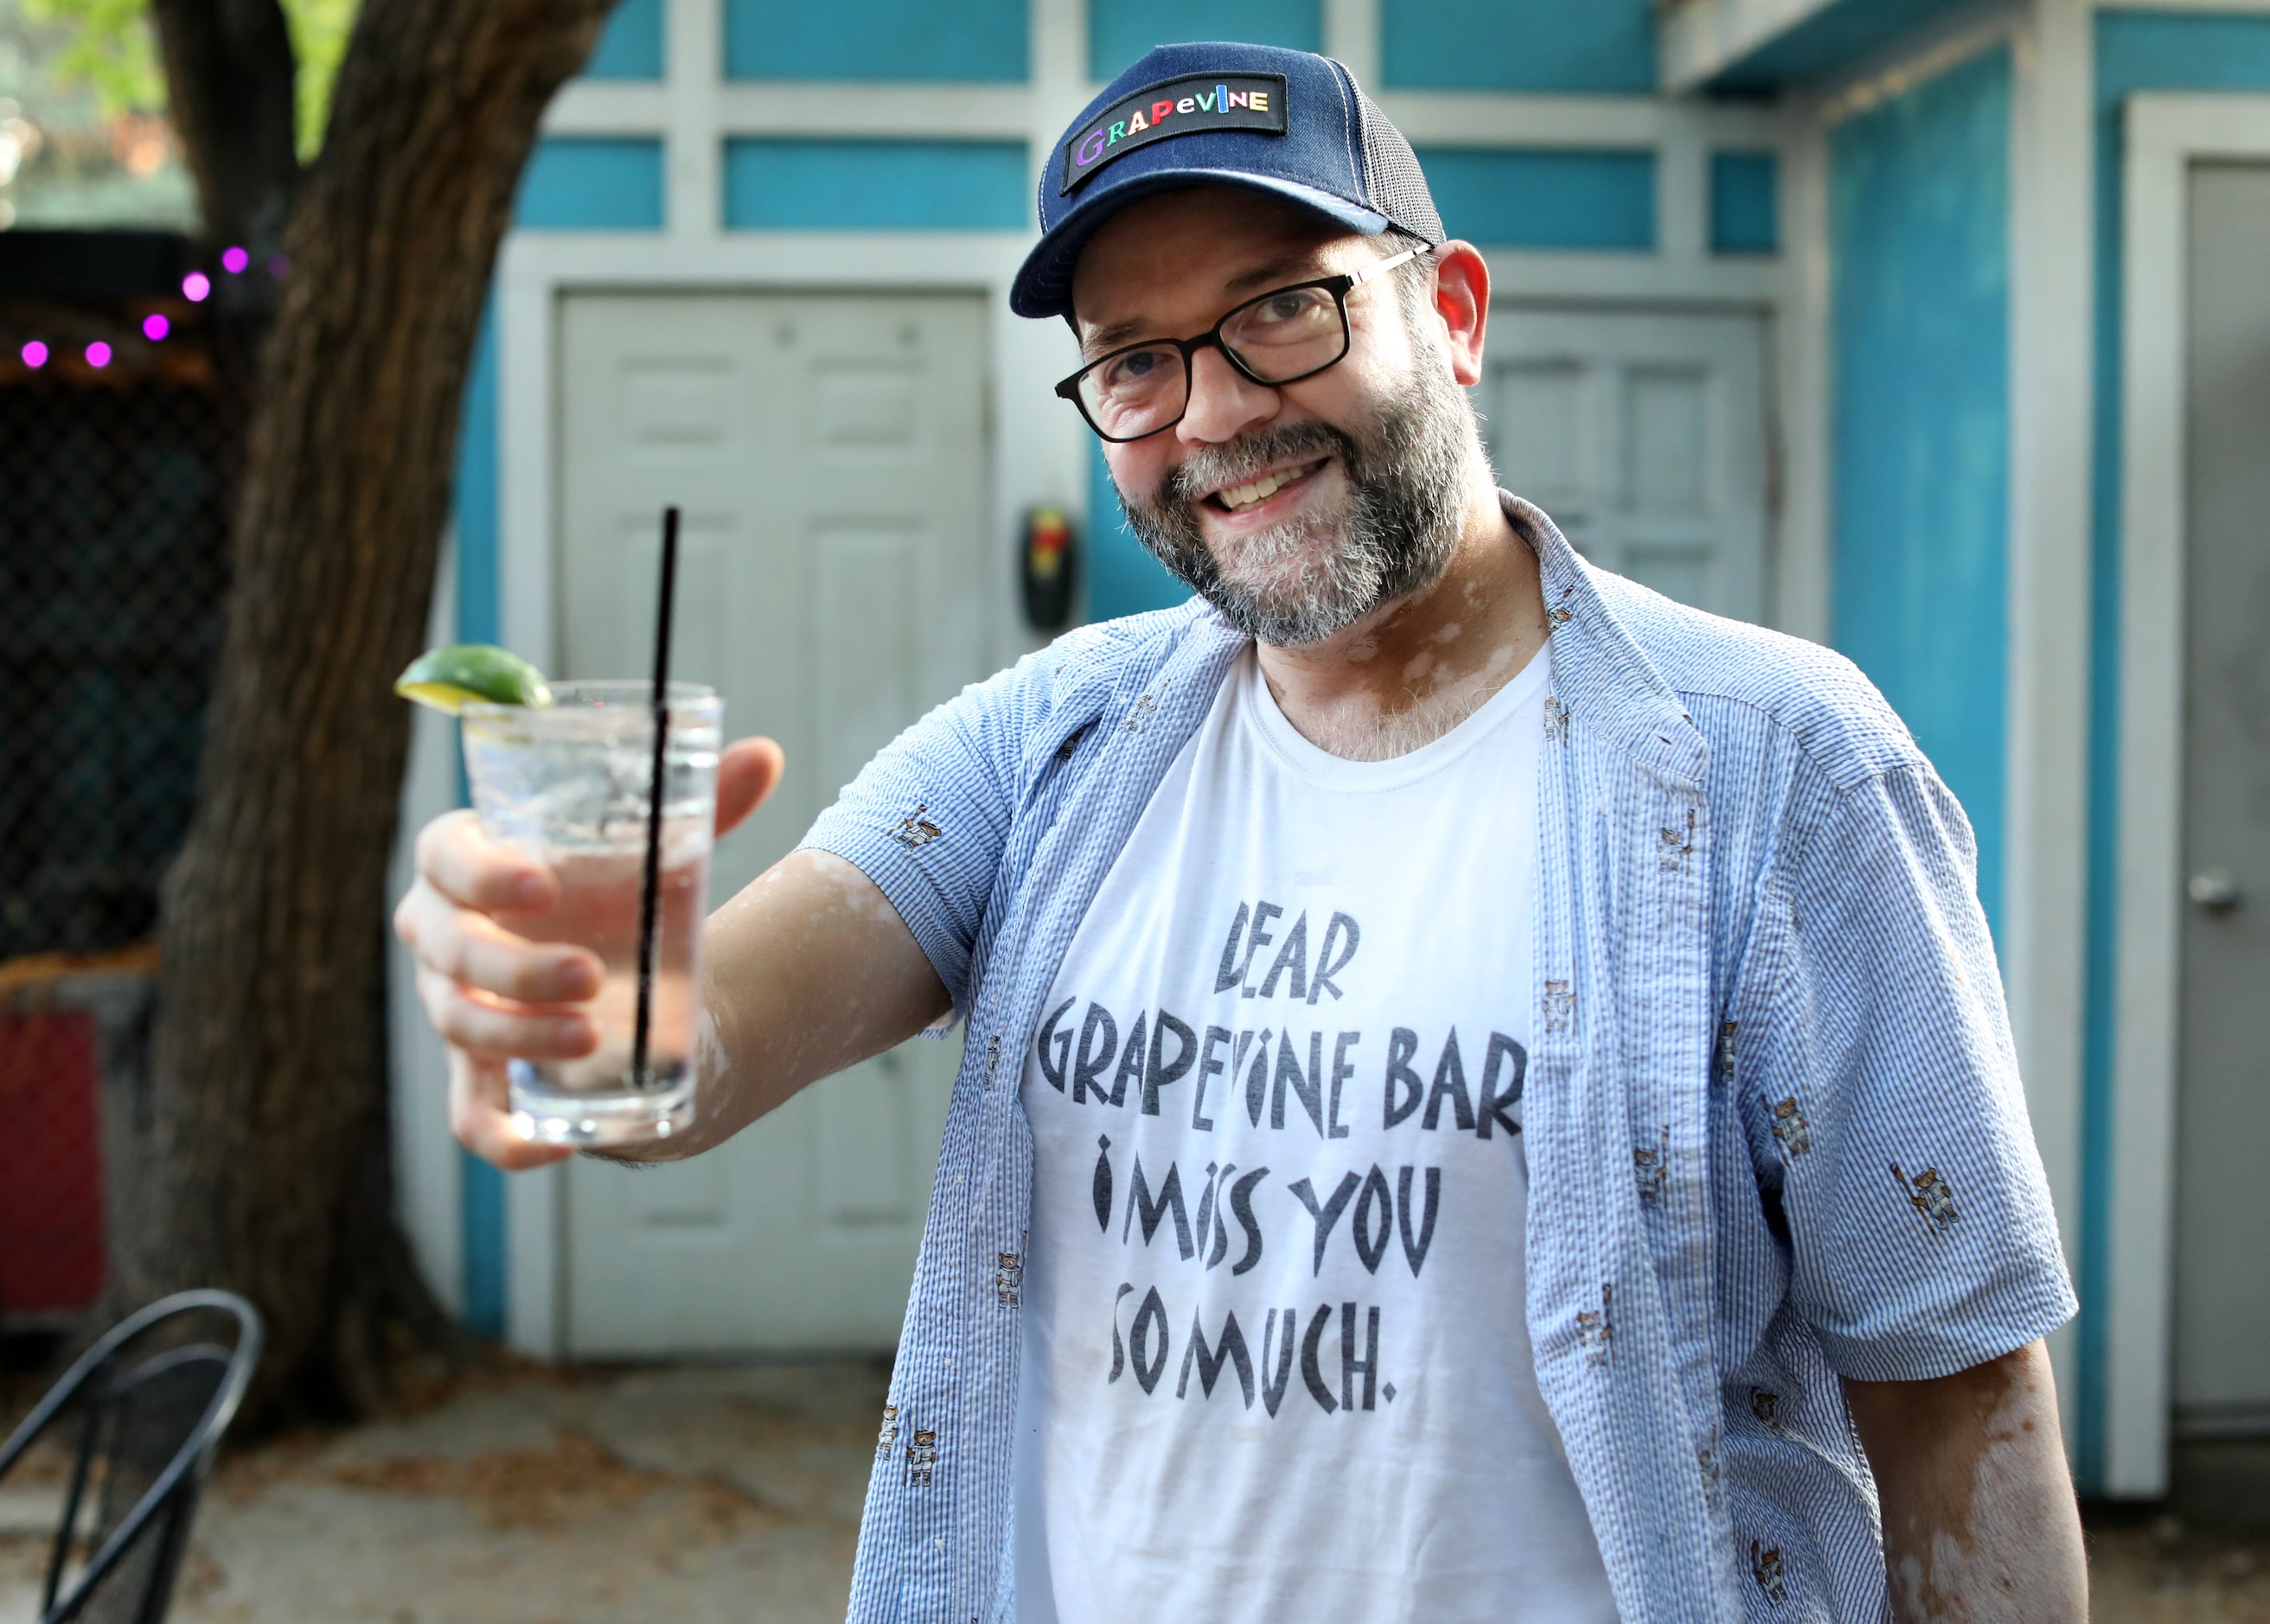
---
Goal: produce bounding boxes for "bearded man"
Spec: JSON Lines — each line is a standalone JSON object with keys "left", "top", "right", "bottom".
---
{"left": 396, "top": 42, "right": 2087, "bottom": 1623}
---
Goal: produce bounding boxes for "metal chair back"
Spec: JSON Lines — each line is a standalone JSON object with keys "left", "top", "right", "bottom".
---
{"left": 0, "top": 1290, "right": 262, "bottom": 1624}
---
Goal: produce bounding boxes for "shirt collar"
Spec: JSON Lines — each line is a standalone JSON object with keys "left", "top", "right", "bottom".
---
{"left": 1506, "top": 490, "right": 1710, "bottom": 793}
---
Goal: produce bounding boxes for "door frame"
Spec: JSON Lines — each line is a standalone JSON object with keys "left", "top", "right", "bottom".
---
{"left": 490, "top": 236, "right": 1079, "bottom": 1357}
{"left": 2108, "top": 90, "right": 2270, "bottom": 1497}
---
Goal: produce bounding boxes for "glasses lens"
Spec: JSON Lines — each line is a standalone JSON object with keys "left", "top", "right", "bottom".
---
{"left": 1221, "top": 285, "right": 1348, "bottom": 383}
{"left": 1079, "top": 344, "right": 1187, "bottom": 440}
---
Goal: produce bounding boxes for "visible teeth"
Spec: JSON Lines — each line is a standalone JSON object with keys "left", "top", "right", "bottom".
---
{"left": 1218, "top": 462, "right": 1316, "bottom": 511}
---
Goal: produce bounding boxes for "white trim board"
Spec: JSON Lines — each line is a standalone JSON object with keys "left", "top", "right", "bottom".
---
{"left": 2109, "top": 89, "right": 2270, "bottom": 1498}
{"left": 2003, "top": 0, "right": 2094, "bottom": 1452}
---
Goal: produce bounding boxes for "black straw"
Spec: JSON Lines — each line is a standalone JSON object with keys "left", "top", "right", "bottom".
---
{"left": 630, "top": 505, "right": 680, "bottom": 1090}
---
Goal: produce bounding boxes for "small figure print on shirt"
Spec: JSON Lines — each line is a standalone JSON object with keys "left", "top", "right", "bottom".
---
{"left": 1891, "top": 1161, "right": 1960, "bottom": 1236}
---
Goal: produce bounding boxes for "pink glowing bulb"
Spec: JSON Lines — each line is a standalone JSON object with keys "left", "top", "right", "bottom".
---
{"left": 86, "top": 342, "right": 112, "bottom": 368}
{"left": 22, "top": 341, "right": 48, "bottom": 368}
{"left": 143, "top": 313, "right": 170, "bottom": 342}
{"left": 221, "top": 246, "right": 250, "bottom": 274}
{"left": 182, "top": 272, "right": 211, "bottom": 302}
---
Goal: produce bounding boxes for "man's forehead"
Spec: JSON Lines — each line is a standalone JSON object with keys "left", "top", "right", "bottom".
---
{"left": 1068, "top": 188, "right": 1365, "bottom": 342}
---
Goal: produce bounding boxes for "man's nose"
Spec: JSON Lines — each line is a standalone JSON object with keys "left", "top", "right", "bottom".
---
{"left": 1177, "top": 343, "right": 1279, "bottom": 445}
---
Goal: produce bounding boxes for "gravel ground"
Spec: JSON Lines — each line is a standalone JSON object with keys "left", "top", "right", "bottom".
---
{"left": 4, "top": 1354, "right": 2267, "bottom": 1621}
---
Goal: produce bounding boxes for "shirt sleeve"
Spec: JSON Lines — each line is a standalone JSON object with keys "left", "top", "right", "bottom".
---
{"left": 796, "top": 649, "right": 1061, "bottom": 1016}
{"left": 1751, "top": 761, "right": 2077, "bottom": 1383}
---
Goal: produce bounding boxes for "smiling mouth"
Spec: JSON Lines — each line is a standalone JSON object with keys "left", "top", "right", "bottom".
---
{"left": 1207, "top": 457, "right": 1328, "bottom": 514}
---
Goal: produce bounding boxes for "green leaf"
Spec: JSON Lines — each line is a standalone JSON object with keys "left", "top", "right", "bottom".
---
{"left": 21, "top": 0, "right": 361, "bottom": 158}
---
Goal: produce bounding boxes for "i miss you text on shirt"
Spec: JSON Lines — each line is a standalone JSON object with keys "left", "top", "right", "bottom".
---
{"left": 1030, "top": 896, "right": 1530, "bottom": 1418}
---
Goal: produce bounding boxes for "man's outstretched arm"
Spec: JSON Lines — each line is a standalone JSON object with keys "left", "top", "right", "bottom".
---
{"left": 394, "top": 736, "right": 952, "bottom": 1169}
{"left": 1844, "top": 1339, "right": 2088, "bottom": 1622}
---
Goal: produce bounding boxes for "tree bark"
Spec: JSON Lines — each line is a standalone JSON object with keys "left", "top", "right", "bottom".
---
{"left": 148, "top": 0, "right": 301, "bottom": 259}
{"left": 118, "top": 0, "right": 616, "bottom": 1424}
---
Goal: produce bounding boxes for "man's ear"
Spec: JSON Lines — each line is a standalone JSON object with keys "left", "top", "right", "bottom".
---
{"left": 1428, "top": 241, "right": 1490, "bottom": 388}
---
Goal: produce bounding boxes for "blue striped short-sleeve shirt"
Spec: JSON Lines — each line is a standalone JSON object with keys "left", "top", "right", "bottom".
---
{"left": 799, "top": 495, "right": 2075, "bottom": 1623}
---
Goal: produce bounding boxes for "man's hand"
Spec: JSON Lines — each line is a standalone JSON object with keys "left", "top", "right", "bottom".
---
{"left": 394, "top": 736, "right": 855, "bottom": 1168}
{"left": 1844, "top": 1339, "right": 2087, "bottom": 1622}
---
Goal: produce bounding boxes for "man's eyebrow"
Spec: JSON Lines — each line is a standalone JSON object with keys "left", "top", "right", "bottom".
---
{"left": 1079, "top": 252, "right": 1339, "bottom": 356}
{"left": 1221, "top": 251, "right": 1330, "bottom": 296}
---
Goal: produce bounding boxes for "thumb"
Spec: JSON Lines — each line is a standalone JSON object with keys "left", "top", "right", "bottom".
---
{"left": 714, "top": 737, "right": 785, "bottom": 837}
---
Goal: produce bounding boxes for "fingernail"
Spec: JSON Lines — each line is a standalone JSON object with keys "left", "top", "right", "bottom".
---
{"left": 560, "top": 959, "right": 599, "bottom": 997}
{"left": 508, "top": 873, "right": 548, "bottom": 908}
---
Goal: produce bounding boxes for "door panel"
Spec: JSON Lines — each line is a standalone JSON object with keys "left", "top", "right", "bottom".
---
{"left": 1476, "top": 308, "right": 1768, "bottom": 623}
{"left": 554, "top": 291, "right": 988, "bottom": 1355}
{"left": 2174, "top": 162, "right": 2270, "bottom": 1435}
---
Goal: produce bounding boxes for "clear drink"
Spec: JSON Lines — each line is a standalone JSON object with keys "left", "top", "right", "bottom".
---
{"left": 459, "top": 681, "right": 721, "bottom": 1147}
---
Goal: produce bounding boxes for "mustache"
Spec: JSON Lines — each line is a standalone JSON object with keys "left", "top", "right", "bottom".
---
{"left": 1161, "top": 419, "right": 1359, "bottom": 508}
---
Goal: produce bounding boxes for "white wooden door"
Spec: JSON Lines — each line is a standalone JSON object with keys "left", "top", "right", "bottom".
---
{"left": 2173, "top": 162, "right": 2270, "bottom": 1439}
{"left": 1476, "top": 308, "right": 1768, "bottom": 623}
{"left": 554, "top": 291, "right": 989, "bottom": 1355}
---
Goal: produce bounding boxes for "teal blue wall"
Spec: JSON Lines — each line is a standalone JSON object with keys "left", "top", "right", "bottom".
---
{"left": 1417, "top": 148, "right": 1655, "bottom": 249}
{"left": 1827, "top": 48, "right": 2011, "bottom": 943}
{"left": 584, "top": 0, "right": 663, "bottom": 80}
{"left": 1710, "top": 151, "right": 1779, "bottom": 254}
{"left": 1087, "top": 445, "right": 1193, "bottom": 620}
{"left": 1089, "top": 0, "right": 1320, "bottom": 80}
{"left": 723, "top": 139, "right": 1030, "bottom": 230}
{"left": 2077, "top": 8, "right": 2270, "bottom": 1493}
{"left": 451, "top": 306, "right": 504, "bottom": 1339}
{"left": 1381, "top": 0, "right": 1653, "bottom": 92}
{"left": 726, "top": 0, "right": 1027, "bottom": 80}
{"left": 515, "top": 137, "right": 668, "bottom": 230}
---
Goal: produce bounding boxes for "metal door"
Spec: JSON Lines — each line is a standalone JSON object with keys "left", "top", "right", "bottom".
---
{"left": 1475, "top": 307, "right": 1768, "bottom": 623}
{"left": 2173, "top": 162, "right": 2270, "bottom": 1439}
{"left": 554, "top": 291, "right": 988, "bottom": 1355}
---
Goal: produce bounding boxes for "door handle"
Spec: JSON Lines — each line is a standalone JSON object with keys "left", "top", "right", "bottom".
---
{"left": 2188, "top": 866, "right": 2242, "bottom": 912}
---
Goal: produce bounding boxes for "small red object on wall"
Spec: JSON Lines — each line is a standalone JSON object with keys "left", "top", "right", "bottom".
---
{"left": 0, "top": 1009, "right": 107, "bottom": 1317}
{"left": 1021, "top": 506, "right": 1077, "bottom": 631}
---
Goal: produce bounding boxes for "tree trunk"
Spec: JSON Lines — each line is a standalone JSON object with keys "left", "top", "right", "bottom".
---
{"left": 118, "top": 0, "right": 616, "bottom": 1424}
{"left": 148, "top": 0, "right": 300, "bottom": 262}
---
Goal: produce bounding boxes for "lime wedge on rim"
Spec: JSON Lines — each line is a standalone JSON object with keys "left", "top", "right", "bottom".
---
{"left": 394, "top": 644, "right": 553, "bottom": 714}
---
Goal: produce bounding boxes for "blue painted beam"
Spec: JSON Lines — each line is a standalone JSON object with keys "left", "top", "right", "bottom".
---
{"left": 1700, "top": 0, "right": 1977, "bottom": 93}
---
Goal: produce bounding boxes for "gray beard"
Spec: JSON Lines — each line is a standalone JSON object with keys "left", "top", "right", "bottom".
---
{"left": 1115, "top": 352, "right": 1478, "bottom": 647}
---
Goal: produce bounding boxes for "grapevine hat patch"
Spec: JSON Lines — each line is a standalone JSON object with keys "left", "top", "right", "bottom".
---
{"left": 1059, "top": 73, "right": 1288, "bottom": 195}
{"left": 1010, "top": 42, "right": 1446, "bottom": 320}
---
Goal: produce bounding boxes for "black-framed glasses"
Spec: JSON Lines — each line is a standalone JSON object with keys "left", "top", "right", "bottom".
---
{"left": 1054, "top": 245, "right": 1431, "bottom": 443}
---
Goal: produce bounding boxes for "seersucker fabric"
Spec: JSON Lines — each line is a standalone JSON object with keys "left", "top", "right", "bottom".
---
{"left": 798, "top": 493, "right": 2076, "bottom": 1623}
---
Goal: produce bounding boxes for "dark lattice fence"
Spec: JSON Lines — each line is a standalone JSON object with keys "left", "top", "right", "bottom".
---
{"left": 0, "top": 231, "right": 249, "bottom": 1328}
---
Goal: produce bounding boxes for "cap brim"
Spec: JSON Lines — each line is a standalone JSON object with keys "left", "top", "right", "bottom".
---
{"left": 1010, "top": 170, "right": 1390, "bottom": 320}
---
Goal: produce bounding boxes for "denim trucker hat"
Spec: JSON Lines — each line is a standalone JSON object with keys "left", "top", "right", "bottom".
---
{"left": 1009, "top": 42, "right": 1444, "bottom": 319}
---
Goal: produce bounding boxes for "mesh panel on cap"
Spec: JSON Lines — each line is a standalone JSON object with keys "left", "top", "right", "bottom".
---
{"left": 1354, "top": 88, "right": 1444, "bottom": 243}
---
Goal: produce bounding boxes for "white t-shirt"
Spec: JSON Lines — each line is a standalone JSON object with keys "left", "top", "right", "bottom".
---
{"left": 1011, "top": 644, "right": 1615, "bottom": 1624}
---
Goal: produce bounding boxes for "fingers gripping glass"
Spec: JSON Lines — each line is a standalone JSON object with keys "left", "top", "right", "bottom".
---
{"left": 1055, "top": 246, "right": 1430, "bottom": 443}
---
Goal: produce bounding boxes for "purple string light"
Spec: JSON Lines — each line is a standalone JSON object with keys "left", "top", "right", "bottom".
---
{"left": 18, "top": 253, "right": 272, "bottom": 373}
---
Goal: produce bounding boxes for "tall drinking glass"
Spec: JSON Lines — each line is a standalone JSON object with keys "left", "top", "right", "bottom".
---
{"left": 459, "top": 681, "right": 721, "bottom": 1146}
